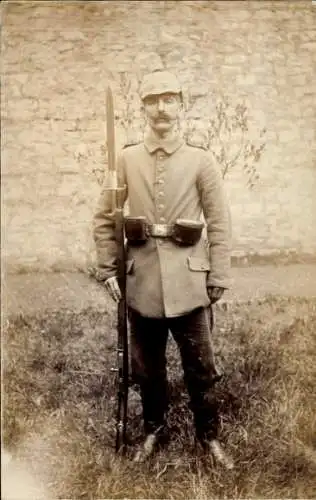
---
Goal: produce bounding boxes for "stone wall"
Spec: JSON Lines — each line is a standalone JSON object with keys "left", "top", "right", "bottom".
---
{"left": 2, "top": 0, "right": 316, "bottom": 272}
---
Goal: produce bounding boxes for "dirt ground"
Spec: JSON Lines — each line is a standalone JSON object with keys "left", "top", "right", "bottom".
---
{"left": 3, "top": 264, "right": 316, "bottom": 320}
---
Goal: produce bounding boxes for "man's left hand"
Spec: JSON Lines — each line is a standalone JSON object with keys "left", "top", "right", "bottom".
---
{"left": 207, "top": 286, "right": 225, "bottom": 304}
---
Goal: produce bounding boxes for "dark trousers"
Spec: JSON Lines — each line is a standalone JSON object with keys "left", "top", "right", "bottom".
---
{"left": 129, "top": 306, "right": 220, "bottom": 443}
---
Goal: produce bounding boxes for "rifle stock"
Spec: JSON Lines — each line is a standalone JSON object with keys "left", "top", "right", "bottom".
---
{"left": 106, "top": 87, "right": 129, "bottom": 453}
{"left": 114, "top": 208, "right": 129, "bottom": 453}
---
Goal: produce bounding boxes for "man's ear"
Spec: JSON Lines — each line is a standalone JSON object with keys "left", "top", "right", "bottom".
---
{"left": 140, "top": 104, "right": 146, "bottom": 119}
{"left": 178, "top": 101, "right": 185, "bottom": 119}
{"left": 177, "top": 95, "right": 184, "bottom": 112}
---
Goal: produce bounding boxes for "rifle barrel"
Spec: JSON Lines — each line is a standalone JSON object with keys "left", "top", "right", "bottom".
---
{"left": 106, "top": 86, "right": 129, "bottom": 454}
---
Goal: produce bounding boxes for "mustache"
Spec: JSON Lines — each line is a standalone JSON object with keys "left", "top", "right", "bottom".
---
{"left": 154, "top": 113, "right": 171, "bottom": 122}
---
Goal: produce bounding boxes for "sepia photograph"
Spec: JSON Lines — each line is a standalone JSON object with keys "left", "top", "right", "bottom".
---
{"left": 2, "top": 1, "right": 316, "bottom": 499}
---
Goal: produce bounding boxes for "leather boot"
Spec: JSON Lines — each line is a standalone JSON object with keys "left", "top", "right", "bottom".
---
{"left": 133, "top": 433, "right": 159, "bottom": 463}
{"left": 203, "top": 439, "right": 234, "bottom": 470}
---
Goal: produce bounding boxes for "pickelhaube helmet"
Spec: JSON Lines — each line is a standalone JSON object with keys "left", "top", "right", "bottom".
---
{"left": 139, "top": 70, "right": 182, "bottom": 100}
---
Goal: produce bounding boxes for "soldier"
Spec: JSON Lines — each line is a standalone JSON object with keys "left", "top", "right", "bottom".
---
{"left": 93, "top": 70, "right": 233, "bottom": 468}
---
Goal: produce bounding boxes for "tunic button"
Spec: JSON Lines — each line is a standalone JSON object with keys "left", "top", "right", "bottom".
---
{"left": 158, "top": 204, "right": 164, "bottom": 210}
{"left": 158, "top": 191, "right": 164, "bottom": 197}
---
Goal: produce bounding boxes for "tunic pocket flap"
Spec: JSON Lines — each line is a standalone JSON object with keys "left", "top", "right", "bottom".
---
{"left": 187, "top": 257, "right": 210, "bottom": 271}
{"left": 126, "top": 259, "right": 134, "bottom": 274}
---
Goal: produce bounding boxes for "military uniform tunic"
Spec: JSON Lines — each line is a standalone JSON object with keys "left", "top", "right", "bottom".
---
{"left": 93, "top": 129, "right": 231, "bottom": 318}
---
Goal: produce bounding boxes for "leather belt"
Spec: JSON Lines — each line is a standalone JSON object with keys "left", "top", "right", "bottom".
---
{"left": 146, "top": 223, "right": 174, "bottom": 238}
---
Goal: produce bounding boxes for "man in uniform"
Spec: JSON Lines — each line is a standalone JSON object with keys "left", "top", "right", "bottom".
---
{"left": 93, "top": 70, "right": 233, "bottom": 468}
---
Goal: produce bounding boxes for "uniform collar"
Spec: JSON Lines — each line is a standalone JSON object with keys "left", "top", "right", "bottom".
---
{"left": 144, "top": 128, "right": 184, "bottom": 155}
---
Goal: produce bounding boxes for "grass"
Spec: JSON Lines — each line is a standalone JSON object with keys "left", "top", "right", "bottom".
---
{"left": 2, "top": 296, "right": 316, "bottom": 499}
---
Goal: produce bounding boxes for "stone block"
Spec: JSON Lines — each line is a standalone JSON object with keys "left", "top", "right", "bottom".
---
{"left": 236, "top": 74, "right": 257, "bottom": 86}
{"left": 2, "top": 0, "right": 316, "bottom": 270}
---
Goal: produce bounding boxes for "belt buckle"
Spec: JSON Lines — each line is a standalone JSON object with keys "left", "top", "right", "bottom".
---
{"left": 152, "top": 224, "right": 168, "bottom": 237}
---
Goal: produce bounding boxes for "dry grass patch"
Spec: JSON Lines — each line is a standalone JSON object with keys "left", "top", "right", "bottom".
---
{"left": 2, "top": 297, "right": 316, "bottom": 499}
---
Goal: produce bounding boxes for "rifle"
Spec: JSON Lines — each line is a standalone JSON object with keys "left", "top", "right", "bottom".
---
{"left": 106, "top": 86, "right": 129, "bottom": 454}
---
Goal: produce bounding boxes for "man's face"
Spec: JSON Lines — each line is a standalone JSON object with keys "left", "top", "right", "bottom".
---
{"left": 142, "top": 93, "right": 181, "bottom": 135}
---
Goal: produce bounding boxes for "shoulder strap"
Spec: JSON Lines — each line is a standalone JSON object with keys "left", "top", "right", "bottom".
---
{"left": 185, "top": 134, "right": 208, "bottom": 151}
{"left": 123, "top": 138, "right": 142, "bottom": 149}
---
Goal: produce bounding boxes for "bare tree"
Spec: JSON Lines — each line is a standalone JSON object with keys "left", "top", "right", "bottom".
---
{"left": 95, "top": 75, "right": 266, "bottom": 189}
{"left": 183, "top": 94, "right": 266, "bottom": 188}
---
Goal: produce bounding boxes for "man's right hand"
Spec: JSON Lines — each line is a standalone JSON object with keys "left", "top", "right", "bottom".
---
{"left": 104, "top": 276, "right": 121, "bottom": 302}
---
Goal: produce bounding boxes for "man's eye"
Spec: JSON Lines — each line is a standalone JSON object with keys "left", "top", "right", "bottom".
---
{"left": 164, "top": 97, "right": 176, "bottom": 104}
{"left": 145, "top": 98, "right": 157, "bottom": 106}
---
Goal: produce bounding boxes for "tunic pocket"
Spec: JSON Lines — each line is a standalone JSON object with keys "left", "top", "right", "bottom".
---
{"left": 187, "top": 257, "right": 210, "bottom": 272}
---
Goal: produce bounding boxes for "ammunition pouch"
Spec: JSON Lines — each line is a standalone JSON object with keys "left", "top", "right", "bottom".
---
{"left": 124, "top": 216, "right": 148, "bottom": 245}
{"left": 172, "top": 219, "right": 204, "bottom": 246}
{"left": 124, "top": 217, "right": 204, "bottom": 247}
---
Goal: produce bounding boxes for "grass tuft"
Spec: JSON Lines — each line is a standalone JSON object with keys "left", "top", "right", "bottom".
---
{"left": 3, "top": 297, "right": 316, "bottom": 499}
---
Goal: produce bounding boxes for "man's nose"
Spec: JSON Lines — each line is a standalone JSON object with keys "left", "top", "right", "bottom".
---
{"left": 157, "top": 99, "right": 165, "bottom": 111}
